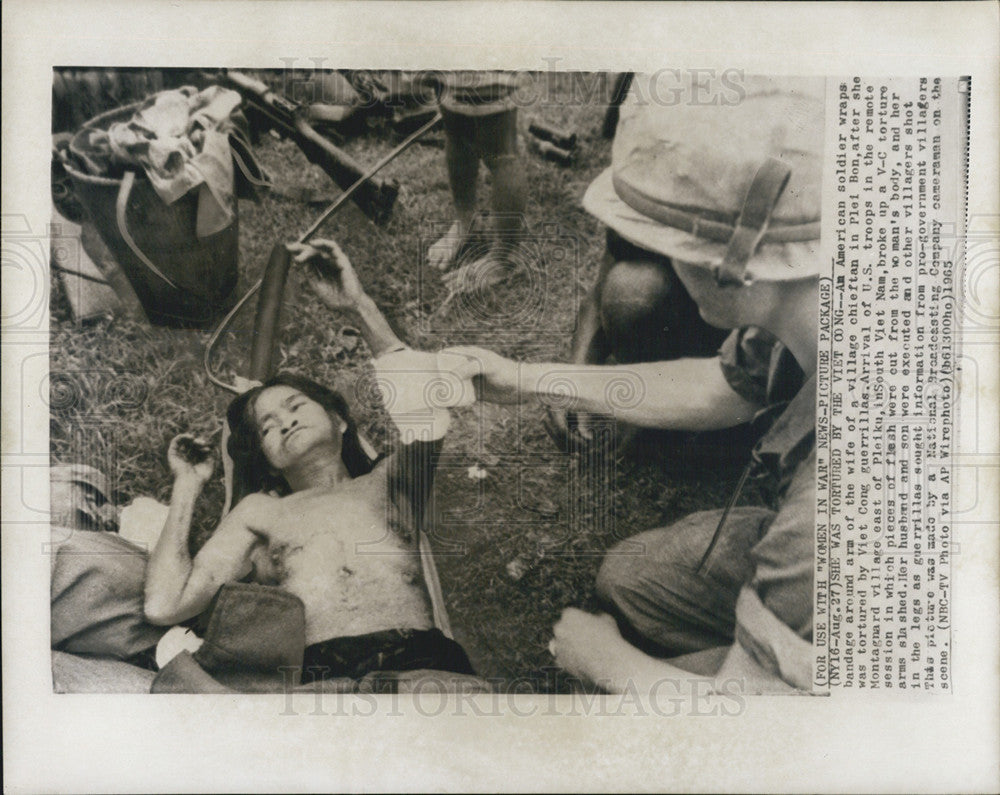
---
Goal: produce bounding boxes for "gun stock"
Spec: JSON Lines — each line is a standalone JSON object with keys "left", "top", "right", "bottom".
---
{"left": 221, "top": 70, "right": 398, "bottom": 222}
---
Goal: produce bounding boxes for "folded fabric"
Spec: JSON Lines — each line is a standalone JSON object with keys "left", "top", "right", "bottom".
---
{"left": 373, "top": 348, "right": 477, "bottom": 441}
{"left": 105, "top": 86, "right": 243, "bottom": 237}
{"left": 153, "top": 582, "right": 307, "bottom": 693}
{"left": 50, "top": 528, "right": 169, "bottom": 660}
{"left": 118, "top": 495, "right": 169, "bottom": 550}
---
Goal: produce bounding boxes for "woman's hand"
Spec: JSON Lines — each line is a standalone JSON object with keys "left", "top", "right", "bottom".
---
{"left": 290, "top": 239, "right": 366, "bottom": 312}
{"left": 167, "top": 434, "right": 215, "bottom": 487}
{"left": 293, "top": 239, "right": 405, "bottom": 357}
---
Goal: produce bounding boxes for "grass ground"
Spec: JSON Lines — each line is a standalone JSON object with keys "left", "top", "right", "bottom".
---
{"left": 50, "top": 72, "right": 757, "bottom": 690}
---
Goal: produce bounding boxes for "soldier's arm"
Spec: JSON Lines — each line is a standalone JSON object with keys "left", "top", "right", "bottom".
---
{"left": 446, "top": 346, "right": 761, "bottom": 432}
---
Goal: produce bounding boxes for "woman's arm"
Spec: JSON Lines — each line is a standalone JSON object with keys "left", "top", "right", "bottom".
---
{"left": 291, "top": 239, "right": 405, "bottom": 357}
{"left": 351, "top": 292, "right": 405, "bottom": 357}
{"left": 143, "top": 435, "right": 261, "bottom": 625}
{"left": 291, "top": 240, "right": 477, "bottom": 535}
{"left": 144, "top": 495, "right": 262, "bottom": 626}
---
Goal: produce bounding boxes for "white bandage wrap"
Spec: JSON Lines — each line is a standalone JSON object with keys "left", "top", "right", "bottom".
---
{"left": 155, "top": 626, "right": 204, "bottom": 669}
{"left": 373, "top": 349, "right": 477, "bottom": 441}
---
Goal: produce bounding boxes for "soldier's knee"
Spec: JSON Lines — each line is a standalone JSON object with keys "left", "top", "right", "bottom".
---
{"left": 599, "top": 260, "right": 676, "bottom": 361}
{"left": 596, "top": 541, "right": 646, "bottom": 606}
{"left": 601, "top": 260, "right": 672, "bottom": 325}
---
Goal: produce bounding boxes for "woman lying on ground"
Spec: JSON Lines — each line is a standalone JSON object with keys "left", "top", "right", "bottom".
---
{"left": 143, "top": 240, "right": 478, "bottom": 681}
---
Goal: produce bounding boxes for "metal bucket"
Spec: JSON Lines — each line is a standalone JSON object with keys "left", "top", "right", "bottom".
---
{"left": 64, "top": 102, "right": 239, "bottom": 327}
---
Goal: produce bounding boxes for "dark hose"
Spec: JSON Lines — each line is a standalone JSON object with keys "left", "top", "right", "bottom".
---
{"left": 248, "top": 243, "right": 293, "bottom": 381}
{"left": 204, "top": 112, "right": 442, "bottom": 393}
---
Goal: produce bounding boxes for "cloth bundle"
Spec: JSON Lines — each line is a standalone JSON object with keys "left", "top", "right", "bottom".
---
{"left": 72, "top": 86, "right": 250, "bottom": 237}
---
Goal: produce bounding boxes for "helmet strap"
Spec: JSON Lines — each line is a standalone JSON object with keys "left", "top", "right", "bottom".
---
{"left": 714, "top": 157, "right": 792, "bottom": 287}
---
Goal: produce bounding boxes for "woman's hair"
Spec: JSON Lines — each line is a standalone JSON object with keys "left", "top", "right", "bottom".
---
{"left": 226, "top": 372, "right": 378, "bottom": 507}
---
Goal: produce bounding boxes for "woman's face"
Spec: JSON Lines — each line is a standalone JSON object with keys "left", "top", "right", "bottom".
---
{"left": 252, "top": 385, "right": 344, "bottom": 472}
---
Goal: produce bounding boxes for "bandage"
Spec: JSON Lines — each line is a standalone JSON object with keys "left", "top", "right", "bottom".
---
{"left": 373, "top": 349, "right": 477, "bottom": 441}
{"left": 155, "top": 625, "right": 204, "bottom": 669}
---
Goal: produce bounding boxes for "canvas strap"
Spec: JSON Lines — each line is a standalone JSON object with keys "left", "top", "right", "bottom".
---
{"left": 713, "top": 157, "right": 793, "bottom": 286}
{"left": 115, "top": 170, "right": 180, "bottom": 290}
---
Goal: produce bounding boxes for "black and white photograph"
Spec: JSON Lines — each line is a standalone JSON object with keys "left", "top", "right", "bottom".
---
{"left": 47, "top": 65, "right": 824, "bottom": 697}
{"left": 4, "top": 2, "right": 999, "bottom": 792}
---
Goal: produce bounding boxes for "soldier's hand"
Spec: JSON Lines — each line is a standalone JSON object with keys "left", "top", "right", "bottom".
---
{"left": 549, "top": 609, "right": 629, "bottom": 687}
{"left": 441, "top": 345, "right": 523, "bottom": 405}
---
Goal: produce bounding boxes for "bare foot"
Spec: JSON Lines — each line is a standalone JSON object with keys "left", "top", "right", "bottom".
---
{"left": 426, "top": 221, "right": 466, "bottom": 271}
{"left": 441, "top": 250, "right": 513, "bottom": 295}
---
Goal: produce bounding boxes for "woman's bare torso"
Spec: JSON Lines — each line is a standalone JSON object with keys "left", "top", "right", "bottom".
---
{"left": 249, "top": 463, "right": 432, "bottom": 644}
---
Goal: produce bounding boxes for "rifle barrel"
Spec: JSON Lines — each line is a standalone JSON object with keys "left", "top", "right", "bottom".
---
{"left": 297, "top": 111, "right": 442, "bottom": 244}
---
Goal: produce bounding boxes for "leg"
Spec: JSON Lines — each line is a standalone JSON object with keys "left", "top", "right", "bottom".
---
{"left": 599, "top": 258, "right": 681, "bottom": 364}
{"left": 601, "top": 229, "right": 729, "bottom": 362}
{"left": 588, "top": 258, "right": 685, "bottom": 449}
{"left": 51, "top": 528, "right": 168, "bottom": 659}
{"left": 427, "top": 109, "right": 479, "bottom": 271}
{"left": 441, "top": 109, "right": 526, "bottom": 293}
{"left": 487, "top": 154, "right": 527, "bottom": 244}
{"left": 482, "top": 110, "right": 527, "bottom": 249}
{"left": 596, "top": 506, "right": 774, "bottom": 656}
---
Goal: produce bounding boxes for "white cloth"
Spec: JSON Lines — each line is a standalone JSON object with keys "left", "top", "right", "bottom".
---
{"left": 155, "top": 626, "right": 205, "bottom": 669}
{"left": 373, "top": 349, "right": 476, "bottom": 441}
{"left": 118, "top": 496, "right": 170, "bottom": 551}
{"left": 107, "top": 86, "right": 242, "bottom": 237}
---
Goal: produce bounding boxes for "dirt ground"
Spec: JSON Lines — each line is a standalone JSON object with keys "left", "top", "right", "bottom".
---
{"left": 50, "top": 72, "right": 758, "bottom": 690}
